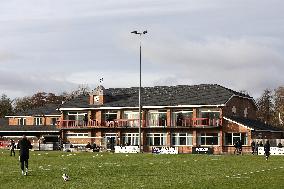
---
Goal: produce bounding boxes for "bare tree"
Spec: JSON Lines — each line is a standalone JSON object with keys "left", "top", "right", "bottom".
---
{"left": 256, "top": 89, "right": 274, "bottom": 124}
{"left": 0, "top": 94, "right": 13, "bottom": 117}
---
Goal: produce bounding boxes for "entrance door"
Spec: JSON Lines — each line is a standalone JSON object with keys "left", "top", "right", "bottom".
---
{"left": 105, "top": 133, "right": 117, "bottom": 151}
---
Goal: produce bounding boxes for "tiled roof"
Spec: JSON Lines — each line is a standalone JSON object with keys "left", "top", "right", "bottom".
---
{"left": 225, "top": 116, "right": 284, "bottom": 132}
{"left": 10, "top": 103, "right": 61, "bottom": 116}
{"left": 60, "top": 94, "right": 90, "bottom": 108}
{"left": 62, "top": 84, "right": 252, "bottom": 108}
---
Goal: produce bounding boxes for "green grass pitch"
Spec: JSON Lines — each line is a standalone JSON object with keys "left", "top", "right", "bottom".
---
{"left": 0, "top": 150, "right": 283, "bottom": 189}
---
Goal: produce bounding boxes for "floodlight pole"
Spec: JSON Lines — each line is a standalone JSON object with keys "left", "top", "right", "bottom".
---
{"left": 131, "top": 30, "right": 147, "bottom": 153}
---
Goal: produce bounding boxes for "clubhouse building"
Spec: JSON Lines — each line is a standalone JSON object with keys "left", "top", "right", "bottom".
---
{"left": 1, "top": 84, "right": 283, "bottom": 154}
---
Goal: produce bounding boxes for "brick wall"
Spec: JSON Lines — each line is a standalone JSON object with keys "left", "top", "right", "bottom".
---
{"left": 223, "top": 96, "right": 257, "bottom": 119}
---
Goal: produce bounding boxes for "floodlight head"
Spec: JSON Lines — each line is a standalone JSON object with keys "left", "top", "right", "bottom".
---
{"left": 143, "top": 30, "right": 147, "bottom": 34}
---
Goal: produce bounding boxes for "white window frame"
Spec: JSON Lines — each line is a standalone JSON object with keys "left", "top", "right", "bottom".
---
{"left": 34, "top": 117, "right": 43, "bottom": 125}
{"left": 68, "top": 112, "right": 87, "bottom": 121}
{"left": 147, "top": 110, "right": 167, "bottom": 127}
{"left": 172, "top": 110, "right": 193, "bottom": 126}
{"left": 66, "top": 132, "right": 89, "bottom": 138}
{"left": 146, "top": 133, "right": 167, "bottom": 146}
{"left": 198, "top": 132, "right": 220, "bottom": 146}
{"left": 122, "top": 133, "right": 139, "bottom": 146}
{"left": 17, "top": 118, "right": 26, "bottom": 125}
{"left": 171, "top": 133, "right": 193, "bottom": 146}
{"left": 224, "top": 133, "right": 248, "bottom": 146}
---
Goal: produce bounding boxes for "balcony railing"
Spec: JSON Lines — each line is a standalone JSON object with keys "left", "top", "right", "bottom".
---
{"left": 57, "top": 118, "right": 222, "bottom": 128}
{"left": 57, "top": 119, "right": 142, "bottom": 128}
{"left": 57, "top": 120, "right": 100, "bottom": 128}
{"left": 113, "top": 119, "right": 140, "bottom": 127}
{"left": 173, "top": 118, "right": 222, "bottom": 127}
{"left": 147, "top": 119, "right": 167, "bottom": 127}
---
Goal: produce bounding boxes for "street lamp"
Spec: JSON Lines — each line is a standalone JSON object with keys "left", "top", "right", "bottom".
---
{"left": 131, "top": 30, "right": 147, "bottom": 153}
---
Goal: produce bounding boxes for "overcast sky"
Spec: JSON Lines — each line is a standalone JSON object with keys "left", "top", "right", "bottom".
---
{"left": 0, "top": 0, "right": 283, "bottom": 99}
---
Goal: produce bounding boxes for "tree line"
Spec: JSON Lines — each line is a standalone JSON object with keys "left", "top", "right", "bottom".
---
{"left": 0, "top": 84, "right": 90, "bottom": 117}
{"left": 256, "top": 86, "right": 284, "bottom": 129}
{"left": 0, "top": 85, "right": 283, "bottom": 129}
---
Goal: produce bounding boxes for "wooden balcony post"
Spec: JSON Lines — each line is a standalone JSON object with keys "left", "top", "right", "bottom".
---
{"left": 167, "top": 109, "right": 171, "bottom": 128}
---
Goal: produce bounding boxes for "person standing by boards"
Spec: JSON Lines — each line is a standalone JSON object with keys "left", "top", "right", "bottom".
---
{"left": 264, "top": 140, "right": 270, "bottom": 161}
{"left": 9, "top": 139, "right": 16, "bottom": 156}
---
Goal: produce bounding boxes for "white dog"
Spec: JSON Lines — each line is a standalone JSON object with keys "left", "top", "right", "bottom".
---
{"left": 62, "top": 173, "right": 70, "bottom": 181}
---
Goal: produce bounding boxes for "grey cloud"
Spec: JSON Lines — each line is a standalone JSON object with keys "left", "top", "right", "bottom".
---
{"left": 140, "top": 37, "right": 284, "bottom": 97}
{"left": 0, "top": 0, "right": 284, "bottom": 99}
{"left": 0, "top": 70, "right": 77, "bottom": 98}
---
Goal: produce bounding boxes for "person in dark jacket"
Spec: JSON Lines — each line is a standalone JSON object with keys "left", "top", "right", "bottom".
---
{"left": 264, "top": 140, "right": 270, "bottom": 160}
{"left": 251, "top": 141, "right": 256, "bottom": 155}
{"left": 238, "top": 140, "right": 243, "bottom": 155}
{"left": 234, "top": 140, "right": 239, "bottom": 155}
{"left": 9, "top": 139, "right": 16, "bottom": 156}
{"left": 255, "top": 142, "right": 259, "bottom": 155}
{"left": 18, "top": 135, "right": 32, "bottom": 175}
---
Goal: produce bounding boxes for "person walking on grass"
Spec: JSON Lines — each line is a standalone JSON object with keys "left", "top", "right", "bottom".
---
{"left": 18, "top": 135, "right": 32, "bottom": 176}
{"left": 9, "top": 139, "right": 16, "bottom": 156}
{"left": 264, "top": 140, "right": 270, "bottom": 161}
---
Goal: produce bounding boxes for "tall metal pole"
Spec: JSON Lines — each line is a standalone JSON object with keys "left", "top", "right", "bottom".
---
{"left": 131, "top": 30, "right": 147, "bottom": 153}
{"left": 139, "top": 40, "right": 142, "bottom": 153}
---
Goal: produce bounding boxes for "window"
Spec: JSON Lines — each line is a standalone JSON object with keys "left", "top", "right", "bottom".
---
{"left": 197, "top": 133, "right": 219, "bottom": 146}
{"left": 17, "top": 118, "right": 26, "bottom": 125}
{"left": 148, "top": 110, "right": 167, "bottom": 127}
{"left": 123, "top": 111, "right": 139, "bottom": 119}
{"left": 50, "top": 118, "right": 59, "bottom": 125}
{"left": 244, "top": 108, "right": 248, "bottom": 117}
{"left": 172, "top": 133, "right": 192, "bottom": 146}
{"left": 122, "top": 133, "right": 139, "bottom": 146}
{"left": 232, "top": 106, "right": 237, "bottom": 114}
{"left": 103, "top": 110, "right": 117, "bottom": 121}
{"left": 34, "top": 117, "right": 43, "bottom": 125}
{"left": 146, "top": 133, "right": 167, "bottom": 146}
{"left": 199, "top": 109, "right": 220, "bottom": 119}
{"left": 67, "top": 112, "right": 88, "bottom": 126}
{"left": 224, "top": 133, "right": 247, "bottom": 145}
{"left": 172, "top": 110, "right": 193, "bottom": 126}
{"left": 123, "top": 111, "right": 139, "bottom": 127}
{"left": 66, "top": 133, "right": 89, "bottom": 138}
{"left": 198, "top": 109, "right": 220, "bottom": 126}
{"left": 68, "top": 112, "right": 87, "bottom": 121}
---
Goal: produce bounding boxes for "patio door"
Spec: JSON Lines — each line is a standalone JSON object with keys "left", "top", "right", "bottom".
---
{"left": 105, "top": 133, "right": 117, "bottom": 151}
